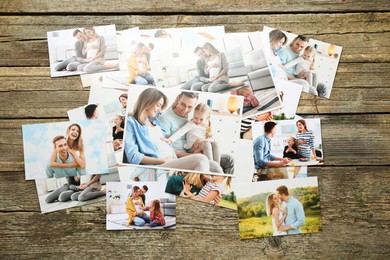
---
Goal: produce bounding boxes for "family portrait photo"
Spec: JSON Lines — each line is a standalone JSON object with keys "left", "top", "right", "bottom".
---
{"left": 121, "top": 85, "right": 241, "bottom": 176}
{"left": 235, "top": 177, "right": 322, "bottom": 239}
{"left": 251, "top": 118, "right": 324, "bottom": 181}
{"left": 165, "top": 171, "right": 236, "bottom": 210}
{"left": 262, "top": 26, "right": 342, "bottom": 99}
{"left": 35, "top": 172, "right": 119, "bottom": 213}
{"left": 106, "top": 181, "right": 176, "bottom": 230}
{"left": 23, "top": 119, "right": 109, "bottom": 180}
{"left": 47, "top": 24, "right": 119, "bottom": 77}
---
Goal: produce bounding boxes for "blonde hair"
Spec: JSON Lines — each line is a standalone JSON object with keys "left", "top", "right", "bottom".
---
{"left": 66, "top": 124, "right": 84, "bottom": 152}
{"left": 266, "top": 193, "right": 276, "bottom": 216}
{"left": 132, "top": 88, "right": 167, "bottom": 125}
{"left": 194, "top": 103, "right": 212, "bottom": 138}
{"left": 304, "top": 46, "right": 316, "bottom": 70}
{"left": 183, "top": 173, "right": 203, "bottom": 189}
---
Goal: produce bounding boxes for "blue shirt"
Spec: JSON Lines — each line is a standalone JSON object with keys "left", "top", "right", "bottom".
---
{"left": 158, "top": 108, "right": 189, "bottom": 152}
{"left": 46, "top": 153, "right": 84, "bottom": 178}
{"left": 124, "top": 116, "right": 175, "bottom": 165}
{"left": 278, "top": 45, "right": 300, "bottom": 76}
{"left": 253, "top": 134, "right": 276, "bottom": 169}
{"left": 283, "top": 196, "right": 306, "bottom": 234}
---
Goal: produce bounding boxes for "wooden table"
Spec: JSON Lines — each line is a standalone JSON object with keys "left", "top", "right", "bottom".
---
{"left": 1, "top": 1, "right": 389, "bottom": 258}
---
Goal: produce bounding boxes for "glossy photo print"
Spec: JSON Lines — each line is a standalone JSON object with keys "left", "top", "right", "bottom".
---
{"left": 121, "top": 85, "right": 242, "bottom": 177}
{"left": 261, "top": 27, "right": 342, "bottom": 99}
{"left": 106, "top": 181, "right": 176, "bottom": 230}
{"left": 235, "top": 177, "right": 322, "bottom": 239}
{"left": 22, "top": 119, "right": 109, "bottom": 180}
{"left": 47, "top": 24, "right": 119, "bottom": 77}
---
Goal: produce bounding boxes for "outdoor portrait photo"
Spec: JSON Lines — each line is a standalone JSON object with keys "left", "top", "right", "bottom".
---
{"left": 251, "top": 118, "right": 324, "bottom": 178}
{"left": 121, "top": 85, "right": 241, "bottom": 176}
{"left": 35, "top": 172, "right": 119, "bottom": 213}
{"left": 22, "top": 119, "right": 109, "bottom": 180}
{"left": 149, "top": 31, "right": 283, "bottom": 119}
{"left": 262, "top": 26, "right": 342, "bottom": 99}
{"left": 165, "top": 171, "right": 236, "bottom": 210}
{"left": 47, "top": 24, "right": 119, "bottom": 77}
{"left": 106, "top": 181, "right": 176, "bottom": 230}
{"left": 235, "top": 177, "right": 322, "bottom": 239}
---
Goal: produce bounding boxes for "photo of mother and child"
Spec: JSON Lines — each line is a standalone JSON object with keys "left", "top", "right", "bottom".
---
{"left": 123, "top": 87, "right": 236, "bottom": 176}
{"left": 253, "top": 119, "right": 323, "bottom": 181}
{"left": 266, "top": 28, "right": 332, "bottom": 98}
{"left": 49, "top": 25, "right": 119, "bottom": 77}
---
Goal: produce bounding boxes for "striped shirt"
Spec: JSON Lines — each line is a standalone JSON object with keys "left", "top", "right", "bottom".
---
{"left": 197, "top": 179, "right": 223, "bottom": 204}
{"left": 296, "top": 130, "right": 315, "bottom": 158}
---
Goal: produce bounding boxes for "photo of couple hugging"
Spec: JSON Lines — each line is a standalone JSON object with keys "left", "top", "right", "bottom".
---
{"left": 253, "top": 119, "right": 323, "bottom": 181}
{"left": 50, "top": 25, "right": 118, "bottom": 76}
{"left": 44, "top": 123, "right": 106, "bottom": 204}
{"left": 123, "top": 87, "right": 236, "bottom": 176}
{"left": 268, "top": 29, "right": 330, "bottom": 98}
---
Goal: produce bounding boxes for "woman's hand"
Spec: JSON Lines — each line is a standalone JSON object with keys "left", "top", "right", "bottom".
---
{"left": 79, "top": 183, "right": 88, "bottom": 190}
{"left": 209, "top": 76, "right": 218, "bottom": 82}
{"left": 160, "top": 137, "right": 172, "bottom": 144}
{"left": 192, "top": 139, "right": 203, "bottom": 149}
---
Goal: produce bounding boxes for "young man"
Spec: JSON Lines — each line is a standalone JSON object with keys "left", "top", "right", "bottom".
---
{"left": 159, "top": 91, "right": 234, "bottom": 175}
{"left": 278, "top": 35, "right": 309, "bottom": 80}
{"left": 140, "top": 185, "right": 148, "bottom": 205}
{"left": 46, "top": 136, "right": 84, "bottom": 178}
{"left": 253, "top": 121, "right": 290, "bottom": 179}
{"left": 276, "top": 185, "right": 305, "bottom": 234}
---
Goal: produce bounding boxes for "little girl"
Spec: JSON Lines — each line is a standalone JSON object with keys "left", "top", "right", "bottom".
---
{"left": 184, "top": 175, "right": 231, "bottom": 205}
{"left": 283, "top": 45, "right": 316, "bottom": 81}
{"left": 149, "top": 199, "right": 166, "bottom": 227}
{"left": 283, "top": 136, "right": 301, "bottom": 159}
{"left": 163, "top": 103, "right": 220, "bottom": 163}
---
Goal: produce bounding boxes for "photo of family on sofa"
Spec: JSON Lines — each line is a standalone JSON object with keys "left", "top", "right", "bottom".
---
{"left": 122, "top": 85, "right": 240, "bottom": 176}
{"left": 48, "top": 24, "right": 119, "bottom": 77}
{"left": 165, "top": 171, "right": 236, "bottom": 210}
{"left": 252, "top": 119, "right": 324, "bottom": 181}
{"left": 263, "top": 26, "right": 342, "bottom": 99}
{"left": 149, "top": 31, "right": 282, "bottom": 118}
{"left": 235, "top": 177, "right": 321, "bottom": 239}
{"left": 106, "top": 181, "right": 176, "bottom": 230}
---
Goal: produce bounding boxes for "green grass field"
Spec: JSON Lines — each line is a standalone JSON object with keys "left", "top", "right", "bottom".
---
{"left": 239, "top": 209, "right": 322, "bottom": 239}
{"left": 220, "top": 199, "right": 237, "bottom": 210}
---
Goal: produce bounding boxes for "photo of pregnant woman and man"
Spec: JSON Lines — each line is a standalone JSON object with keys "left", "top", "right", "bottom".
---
{"left": 122, "top": 86, "right": 241, "bottom": 176}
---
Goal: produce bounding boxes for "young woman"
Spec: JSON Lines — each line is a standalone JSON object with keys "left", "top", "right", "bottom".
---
{"left": 266, "top": 193, "right": 287, "bottom": 236}
{"left": 295, "top": 119, "right": 316, "bottom": 160}
{"left": 126, "top": 186, "right": 150, "bottom": 226}
{"left": 123, "top": 88, "right": 223, "bottom": 174}
{"left": 127, "top": 42, "right": 155, "bottom": 85}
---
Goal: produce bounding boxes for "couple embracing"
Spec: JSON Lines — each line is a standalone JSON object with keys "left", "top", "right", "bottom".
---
{"left": 266, "top": 185, "right": 305, "bottom": 236}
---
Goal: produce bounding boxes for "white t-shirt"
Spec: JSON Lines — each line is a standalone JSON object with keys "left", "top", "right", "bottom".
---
{"left": 148, "top": 125, "right": 174, "bottom": 158}
{"left": 86, "top": 39, "right": 98, "bottom": 59}
{"left": 208, "top": 56, "right": 221, "bottom": 78}
{"left": 133, "top": 198, "right": 143, "bottom": 214}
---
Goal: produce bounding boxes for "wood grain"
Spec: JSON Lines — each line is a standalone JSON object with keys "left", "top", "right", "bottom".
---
{"left": 0, "top": 2, "right": 389, "bottom": 259}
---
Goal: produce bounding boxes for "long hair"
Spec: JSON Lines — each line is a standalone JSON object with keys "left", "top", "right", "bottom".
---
{"left": 266, "top": 193, "right": 276, "bottom": 216}
{"left": 133, "top": 42, "right": 146, "bottom": 54}
{"left": 151, "top": 199, "right": 163, "bottom": 216}
{"left": 83, "top": 27, "right": 97, "bottom": 37}
{"left": 304, "top": 45, "right": 316, "bottom": 70}
{"left": 183, "top": 173, "right": 203, "bottom": 189}
{"left": 269, "top": 30, "right": 287, "bottom": 50}
{"left": 131, "top": 186, "right": 140, "bottom": 197}
{"left": 194, "top": 103, "right": 212, "bottom": 138}
{"left": 132, "top": 88, "right": 168, "bottom": 125}
{"left": 202, "top": 42, "right": 220, "bottom": 55}
{"left": 66, "top": 124, "right": 84, "bottom": 152}
{"left": 225, "top": 176, "right": 232, "bottom": 189}
{"left": 296, "top": 119, "right": 308, "bottom": 132}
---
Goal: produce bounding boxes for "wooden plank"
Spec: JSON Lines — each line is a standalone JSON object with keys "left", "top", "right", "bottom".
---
{"left": 1, "top": 13, "right": 390, "bottom": 65}
{"left": 0, "top": 166, "right": 388, "bottom": 258}
{"left": 1, "top": 114, "right": 389, "bottom": 171}
{"left": 1, "top": 0, "right": 389, "bottom": 13}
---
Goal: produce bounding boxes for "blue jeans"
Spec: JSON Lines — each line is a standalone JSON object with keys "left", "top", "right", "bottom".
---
{"left": 133, "top": 215, "right": 150, "bottom": 226}
{"left": 134, "top": 75, "right": 155, "bottom": 85}
{"left": 150, "top": 220, "right": 161, "bottom": 227}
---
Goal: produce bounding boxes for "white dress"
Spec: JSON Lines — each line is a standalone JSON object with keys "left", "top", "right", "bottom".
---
{"left": 272, "top": 209, "right": 287, "bottom": 236}
{"left": 86, "top": 39, "right": 98, "bottom": 59}
{"left": 208, "top": 56, "right": 221, "bottom": 78}
{"left": 148, "top": 125, "right": 175, "bottom": 158}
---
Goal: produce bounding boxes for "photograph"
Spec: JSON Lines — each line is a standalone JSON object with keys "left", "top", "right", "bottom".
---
{"left": 67, "top": 78, "right": 129, "bottom": 168}
{"left": 235, "top": 177, "right": 322, "bottom": 239}
{"left": 106, "top": 181, "right": 176, "bottom": 230}
{"left": 262, "top": 26, "right": 342, "bottom": 99}
{"left": 252, "top": 118, "right": 324, "bottom": 176}
{"left": 121, "top": 85, "right": 241, "bottom": 176}
{"left": 149, "top": 31, "right": 283, "bottom": 119}
{"left": 22, "top": 119, "right": 109, "bottom": 180}
{"left": 165, "top": 171, "right": 236, "bottom": 210}
{"left": 47, "top": 24, "right": 119, "bottom": 77}
{"left": 35, "top": 171, "right": 119, "bottom": 213}
{"left": 118, "top": 165, "right": 169, "bottom": 182}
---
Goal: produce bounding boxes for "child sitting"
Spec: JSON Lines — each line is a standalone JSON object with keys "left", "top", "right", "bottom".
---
{"left": 283, "top": 136, "right": 301, "bottom": 159}
{"left": 149, "top": 199, "right": 166, "bottom": 227}
{"left": 236, "top": 86, "right": 259, "bottom": 113}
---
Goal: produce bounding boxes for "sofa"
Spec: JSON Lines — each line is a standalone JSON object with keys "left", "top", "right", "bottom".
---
{"left": 160, "top": 197, "right": 176, "bottom": 216}
{"left": 245, "top": 49, "right": 274, "bottom": 91}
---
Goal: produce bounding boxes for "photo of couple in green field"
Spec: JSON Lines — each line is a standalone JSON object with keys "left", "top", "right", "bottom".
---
{"left": 235, "top": 177, "right": 321, "bottom": 239}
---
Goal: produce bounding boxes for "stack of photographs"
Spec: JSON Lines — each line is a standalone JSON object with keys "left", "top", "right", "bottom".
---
{"left": 21, "top": 24, "right": 342, "bottom": 235}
